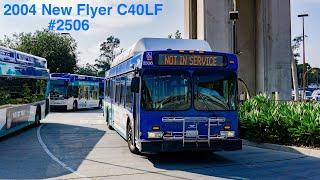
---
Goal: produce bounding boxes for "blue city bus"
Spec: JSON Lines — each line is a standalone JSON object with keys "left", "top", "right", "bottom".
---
{"left": 0, "top": 46, "right": 50, "bottom": 137}
{"left": 50, "top": 73, "right": 104, "bottom": 111}
{"left": 104, "top": 38, "right": 242, "bottom": 153}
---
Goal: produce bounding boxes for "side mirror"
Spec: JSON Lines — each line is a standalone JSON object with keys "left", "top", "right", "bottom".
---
{"left": 131, "top": 77, "right": 140, "bottom": 93}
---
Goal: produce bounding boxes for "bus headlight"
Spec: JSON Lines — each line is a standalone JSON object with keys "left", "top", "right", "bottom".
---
{"left": 224, "top": 125, "right": 231, "bottom": 130}
{"left": 220, "top": 131, "right": 235, "bottom": 138}
{"left": 148, "top": 131, "right": 164, "bottom": 139}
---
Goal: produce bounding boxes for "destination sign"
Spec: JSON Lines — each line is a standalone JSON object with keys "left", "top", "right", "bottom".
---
{"left": 157, "top": 54, "right": 226, "bottom": 67}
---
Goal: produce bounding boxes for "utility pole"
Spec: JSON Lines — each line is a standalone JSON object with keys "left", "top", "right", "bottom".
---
{"left": 298, "top": 14, "right": 309, "bottom": 100}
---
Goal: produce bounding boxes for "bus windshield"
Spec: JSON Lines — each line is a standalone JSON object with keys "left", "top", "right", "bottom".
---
{"left": 50, "top": 80, "right": 68, "bottom": 98}
{"left": 142, "top": 71, "right": 191, "bottom": 111}
{"left": 194, "top": 71, "right": 237, "bottom": 111}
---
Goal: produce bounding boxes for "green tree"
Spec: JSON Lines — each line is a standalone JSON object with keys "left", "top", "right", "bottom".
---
{"left": 95, "top": 36, "right": 121, "bottom": 76}
{"left": 168, "top": 30, "right": 182, "bottom": 39}
{"left": 292, "top": 35, "right": 304, "bottom": 64}
{"left": 306, "top": 67, "right": 320, "bottom": 85}
{"left": 76, "top": 63, "right": 98, "bottom": 76}
{"left": 292, "top": 35, "right": 313, "bottom": 87}
{"left": 297, "top": 63, "right": 311, "bottom": 87}
{"left": 1, "top": 30, "right": 78, "bottom": 73}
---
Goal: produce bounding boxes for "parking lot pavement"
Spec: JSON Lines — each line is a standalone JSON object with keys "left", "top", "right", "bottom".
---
{"left": 0, "top": 109, "right": 319, "bottom": 180}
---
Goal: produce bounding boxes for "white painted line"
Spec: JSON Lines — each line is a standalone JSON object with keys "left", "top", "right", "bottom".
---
{"left": 37, "top": 124, "right": 90, "bottom": 179}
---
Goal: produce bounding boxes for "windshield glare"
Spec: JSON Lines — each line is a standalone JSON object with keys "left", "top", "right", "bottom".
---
{"left": 194, "top": 72, "right": 237, "bottom": 110}
{"left": 142, "top": 72, "right": 191, "bottom": 111}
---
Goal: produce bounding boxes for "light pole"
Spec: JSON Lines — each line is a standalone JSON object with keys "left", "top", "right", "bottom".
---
{"left": 298, "top": 14, "right": 309, "bottom": 98}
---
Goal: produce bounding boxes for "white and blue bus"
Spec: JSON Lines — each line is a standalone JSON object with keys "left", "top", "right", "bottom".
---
{"left": 104, "top": 38, "right": 242, "bottom": 153}
{"left": 0, "top": 46, "right": 50, "bottom": 137}
{"left": 49, "top": 73, "right": 104, "bottom": 111}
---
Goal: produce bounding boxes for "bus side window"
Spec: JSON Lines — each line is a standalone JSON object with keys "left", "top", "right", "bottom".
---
{"left": 111, "top": 79, "right": 115, "bottom": 102}
{"left": 115, "top": 79, "right": 120, "bottom": 104}
{"left": 125, "top": 75, "right": 133, "bottom": 110}
{"left": 106, "top": 79, "right": 110, "bottom": 98}
{"left": 120, "top": 77, "right": 126, "bottom": 107}
{"left": 85, "top": 86, "right": 89, "bottom": 99}
{"left": 92, "top": 86, "right": 97, "bottom": 100}
{"left": 0, "top": 77, "right": 46, "bottom": 106}
{"left": 74, "top": 86, "right": 79, "bottom": 98}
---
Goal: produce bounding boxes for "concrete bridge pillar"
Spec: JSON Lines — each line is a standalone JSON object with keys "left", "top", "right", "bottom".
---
{"left": 185, "top": 0, "right": 292, "bottom": 100}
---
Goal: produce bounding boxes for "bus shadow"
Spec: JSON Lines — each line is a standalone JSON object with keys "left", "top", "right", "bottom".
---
{"left": 0, "top": 123, "right": 105, "bottom": 179}
{"left": 146, "top": 149, "right": 320, "bottom": 179}
{"left": 145, "top": 152, "right": 238, "bottom": 178}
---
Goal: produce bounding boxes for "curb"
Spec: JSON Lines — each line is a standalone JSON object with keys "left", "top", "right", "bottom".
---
{"left": 243, "top": 140, "right": 320, "bottom": 158}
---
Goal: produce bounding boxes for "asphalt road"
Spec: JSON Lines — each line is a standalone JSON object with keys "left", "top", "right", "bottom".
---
{"left": 0, "top": 110, "right": 319, "bottom": 180}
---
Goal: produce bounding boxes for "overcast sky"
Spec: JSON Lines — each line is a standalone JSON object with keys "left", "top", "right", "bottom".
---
{"left": 0, "top": 0, "right": 318, "bottom": 67}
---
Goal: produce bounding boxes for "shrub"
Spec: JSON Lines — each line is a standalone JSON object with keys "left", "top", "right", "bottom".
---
{"left": 240, "top": 95, "right": 320, "bottom": 148}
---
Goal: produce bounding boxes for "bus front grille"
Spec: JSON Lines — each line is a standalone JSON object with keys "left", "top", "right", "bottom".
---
{"left": 162, "top": 117, "right": 227, "bottom": 147}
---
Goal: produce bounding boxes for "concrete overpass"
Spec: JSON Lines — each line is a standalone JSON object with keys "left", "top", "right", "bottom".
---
{"left": 185, "top": 0, "right": 292, "bottom": 100}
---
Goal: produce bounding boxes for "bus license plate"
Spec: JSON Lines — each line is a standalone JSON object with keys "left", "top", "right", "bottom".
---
{"left": 185, "top": 130, "right": 198, "bottom": 137}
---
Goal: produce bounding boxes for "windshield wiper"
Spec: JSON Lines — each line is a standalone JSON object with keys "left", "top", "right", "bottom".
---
{"left": 208, "top": 95, "right": 229, "bottom": 110}
{"left": 198, "top": 94, "right": 210, "bottom": 110}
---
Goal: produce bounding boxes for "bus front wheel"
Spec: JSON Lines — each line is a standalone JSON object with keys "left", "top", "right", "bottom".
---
{"left": 127, "top": 122, "right": 139, "bottom": 154}
{"left": 73, "top": 101, "right": 78, "bottom": 111}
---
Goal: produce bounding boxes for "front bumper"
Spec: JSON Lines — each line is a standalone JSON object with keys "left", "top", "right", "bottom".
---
{"left": 139, "top": 139, "right": 242, "bottom": 153}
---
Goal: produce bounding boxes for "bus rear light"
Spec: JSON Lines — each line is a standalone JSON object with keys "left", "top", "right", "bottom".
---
{"left": 220, "top": 131, "right": 235, "bottom": 138}
{"left": 148, "top": 132, "right": 164, "bottom": 139}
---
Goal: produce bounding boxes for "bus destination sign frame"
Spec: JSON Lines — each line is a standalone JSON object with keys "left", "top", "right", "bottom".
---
{"left": 157, "top": 54, "right": 227, "bottom": 67}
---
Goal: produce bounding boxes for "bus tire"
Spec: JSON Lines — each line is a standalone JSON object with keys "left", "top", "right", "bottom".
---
{"left": 127, "top": 121, "right": 139, "bottom": 154}
{"left": 34, "top": 108, "right": 41, "bottom": 127}
{"left": 73, "top": 101, "right": 78, "bottom": 111}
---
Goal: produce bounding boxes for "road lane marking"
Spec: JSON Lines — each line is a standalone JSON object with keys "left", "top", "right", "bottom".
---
{"left": 37, "top": 124, "right": 90, "bottom": 179}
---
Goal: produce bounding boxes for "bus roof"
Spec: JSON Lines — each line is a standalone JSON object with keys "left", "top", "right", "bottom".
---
{"left": 50, "top": 73, "right": 104, "bottom": 82}
{"left": 111, "top": 38, "right": 212, "bottom": 68}
{"left": 0, "top": 46, "right": 47, "bottom": 69}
